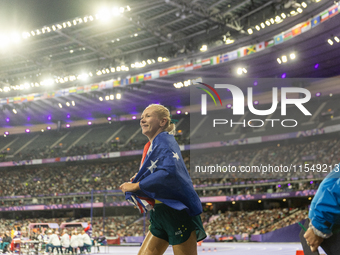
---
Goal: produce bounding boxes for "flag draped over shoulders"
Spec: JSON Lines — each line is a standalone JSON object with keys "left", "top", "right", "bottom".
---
{"left": 125, "top": 132, "right": 202, "bottom": 216}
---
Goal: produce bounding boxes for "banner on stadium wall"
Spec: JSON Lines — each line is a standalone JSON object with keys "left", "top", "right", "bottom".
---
{"left": 200, "top": 190, "right": 317, "bottom": 203}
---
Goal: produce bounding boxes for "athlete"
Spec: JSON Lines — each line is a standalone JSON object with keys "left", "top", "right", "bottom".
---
{"left": 120, "top": 104, "right": 206, "bottom": 255}
{"left": 305, "top": 167, "right": 340, "bottom": 253}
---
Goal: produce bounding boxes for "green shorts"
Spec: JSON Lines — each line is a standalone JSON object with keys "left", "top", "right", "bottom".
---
{"left": 149, "top": 203, "right": 206, "bottom": 245}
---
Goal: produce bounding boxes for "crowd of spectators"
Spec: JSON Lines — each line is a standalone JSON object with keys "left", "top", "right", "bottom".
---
{"left": 0, "top": 136, "right": 337, "bottom": 204}
{"left": 0, "top": 207, "right": 308, "bottom": 239}
{"left": 0, "top": 161, "right": 136, "bottom": 198}
{"left": 191, "top": 138, "right": 340, "bottom": 184}
{"left": 0, "top": 159, "right": 323, "bottom": 206}
{"left": 0, "top": 215, "right": 140, "bottom": 240}
{"left": 204, "top": 208, "right": 308, "bottom": 237}
{"left": 261, "top": 209, "right": 308, "bottom": 234}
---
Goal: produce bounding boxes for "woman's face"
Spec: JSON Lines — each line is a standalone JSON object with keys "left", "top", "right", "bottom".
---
{"left": 140, "top": 107, "right": 165, "bottom": 141}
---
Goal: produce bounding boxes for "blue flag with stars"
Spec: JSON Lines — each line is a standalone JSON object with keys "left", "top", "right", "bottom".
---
{"left": 125, "top": 132, "right": 202, "bottom": 217}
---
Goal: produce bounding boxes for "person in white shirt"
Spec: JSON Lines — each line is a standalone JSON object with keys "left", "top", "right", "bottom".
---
{"left": 44, "top": 230, "right": 52, "bottom": 253}
{"left": 60, "top": 230, "right": 70, "bottom": 254}
{"left": 70, "top": 231, "right": 78, "bottom": 254}
{"left": 37, "top": 229, "right": 44, "bottom": 243}
{"left": 77, "top": 231, "right": 84, "bottom": 253}
{"left": 43, "top": 230, "right": 50, "bottom": 244}
{"left": 81, "top": 230, "right": 92, "bottom": 253}
{"left": 45, "top": 230, "right": 61, "bottom": 254}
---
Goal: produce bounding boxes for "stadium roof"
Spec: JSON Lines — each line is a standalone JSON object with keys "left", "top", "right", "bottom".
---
{"left": 0, "top": 0, "right": 339, "bottom": 126}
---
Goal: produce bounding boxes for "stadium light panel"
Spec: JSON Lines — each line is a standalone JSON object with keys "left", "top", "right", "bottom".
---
{"left": 112, "top": 7, "right": 120, "bottom": 16}
{"left": 97, "top": 8, "right": 112, "bottom": 21}
{"left": 275, "top": 16, "right": 282, "bottom": 23}
{"left": 11, "top": 33, "right": 21, "bottom": 44}
{"left": 200, "top": 45, "right": 207, "bottom": 52}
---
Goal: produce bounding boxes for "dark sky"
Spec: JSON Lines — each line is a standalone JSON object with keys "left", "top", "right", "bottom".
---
{"left": 0, "top": 0, "right": 120, "bottom": 32}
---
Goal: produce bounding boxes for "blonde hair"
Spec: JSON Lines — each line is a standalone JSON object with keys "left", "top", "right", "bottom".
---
{"left": 145, "top": 104, "right": 176, "bottom": 135}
